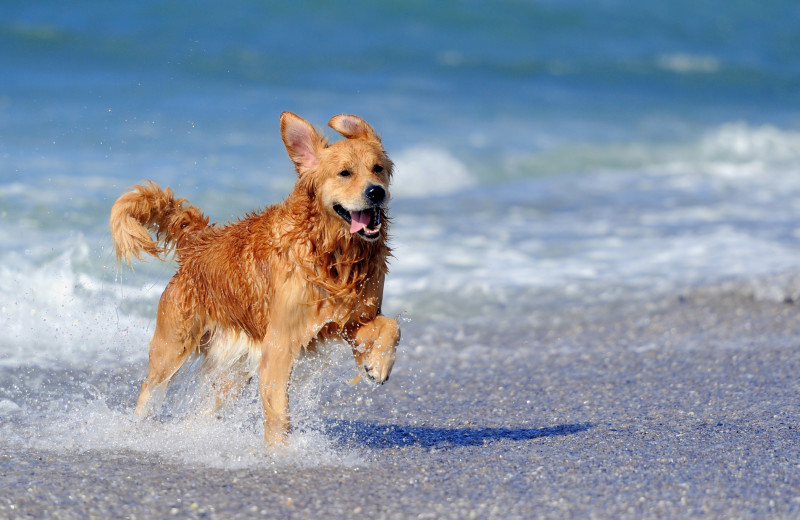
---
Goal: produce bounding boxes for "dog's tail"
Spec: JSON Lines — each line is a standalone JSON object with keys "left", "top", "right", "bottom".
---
{"left": 110, "top": 181, "right": 210, "bottom": 264}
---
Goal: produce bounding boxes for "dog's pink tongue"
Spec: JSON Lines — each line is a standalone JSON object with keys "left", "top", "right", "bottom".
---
{"left": 349, "top": 210, "right": 371, "bottom": 233}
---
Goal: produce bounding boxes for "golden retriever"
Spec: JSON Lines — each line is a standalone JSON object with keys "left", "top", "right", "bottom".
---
{"left": 110, "top": 112, "right": 399, "bottom": 445}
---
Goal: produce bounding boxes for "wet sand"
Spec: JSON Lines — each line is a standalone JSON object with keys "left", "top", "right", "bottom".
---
{"left": 2, "top": 285, "right": 800, "bottom": 519}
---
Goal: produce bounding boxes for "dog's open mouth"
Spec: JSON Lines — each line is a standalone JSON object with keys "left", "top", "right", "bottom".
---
{"left": 333, "top": 204, "right": 382, "bottom": 240}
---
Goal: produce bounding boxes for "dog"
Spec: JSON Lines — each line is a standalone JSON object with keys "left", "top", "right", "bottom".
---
{"left": 110, "top": 112, "right": 400, "bottom": 445}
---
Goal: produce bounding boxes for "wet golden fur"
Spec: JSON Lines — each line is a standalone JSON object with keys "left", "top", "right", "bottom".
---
{"left": 110, "top": 112, "right": 399, "bottom": 445}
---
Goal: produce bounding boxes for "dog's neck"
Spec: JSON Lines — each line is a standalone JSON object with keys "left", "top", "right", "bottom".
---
{"left": 275, "top": 182, "right": 390, "bottom": 302}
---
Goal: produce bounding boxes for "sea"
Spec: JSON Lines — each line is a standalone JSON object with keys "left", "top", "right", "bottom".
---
{"left": 1, "top": 0, "right": 800, "bottom": 472}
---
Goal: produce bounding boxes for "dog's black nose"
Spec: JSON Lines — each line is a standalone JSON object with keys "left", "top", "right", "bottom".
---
{"left": 365, "top": 185, "right": 386, "bottom": 206}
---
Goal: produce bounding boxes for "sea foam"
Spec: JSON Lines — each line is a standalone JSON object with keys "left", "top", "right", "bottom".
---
{"left": 0, "top": 242, "right": 153, "bottom": 368}
{"left": 1, "top": 342, "right": 370, "bottom": 469}
{"left": 391, "top": 146, "right": 476, "bottom": 197}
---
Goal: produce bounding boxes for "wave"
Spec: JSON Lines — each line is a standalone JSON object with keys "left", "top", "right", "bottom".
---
{"left": 378, "top": 122, "right": 800, "bottom": 196}
{"left": 0, "top": 243, "right": 154, "bottom": 368}
{"left": 391, "top": 146, "right": 476, "bottom": 197}
{"left": 656, "top": 53, "right": 722, "bottom": 74}
{"left": 4, "top": 121, "right": 800, "bottom": 365}
{"left": 508, "top": 122, "right": 800, "bottom": 179}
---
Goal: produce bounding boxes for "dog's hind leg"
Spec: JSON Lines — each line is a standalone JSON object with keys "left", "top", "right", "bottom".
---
{"left": 134, "top": 286, "right": 200, "bottom": 417}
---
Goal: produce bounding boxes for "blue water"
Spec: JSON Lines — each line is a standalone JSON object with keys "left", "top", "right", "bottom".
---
{"left": 2, "top": 0, "right": 800, "bottom": 465}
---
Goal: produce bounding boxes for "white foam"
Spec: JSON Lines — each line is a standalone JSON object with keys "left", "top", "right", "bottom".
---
{"left": 388, "top": 228, "right": 800, "bottom": 293}
{"left": 7, "top": 399, "right": 362, "bottom": 470}
{"left": 697, "top": 122, "right": 800, "bottom": 164}
{"left": 657, "top": 53, "right": 721, "bottom": 73}
{"left": 0, "top": 399, "right": 21, "bottom": 415}
{"left": 2, "top": 344, "right": 370, "bottom": 469}
{"left": 509, "top": 122, "right": 800, "bottom": 180}
{"left": 383, "top": 167, "right": 800, "bottom": 320}
{"left": 390, "top": 146, "right": 476, "bottom": 197}
{"left": 1, "top": 393, "right": 364, "bottom": 469}
{"left": 0, "top": 242, "right": 153, "bottom": 368}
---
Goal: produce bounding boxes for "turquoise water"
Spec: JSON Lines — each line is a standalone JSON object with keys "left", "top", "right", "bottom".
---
{"left": 1, "top": 0, "right": 800, "bottom": 466}
{"left": 3, "top": 0, "right": 800, "bottom": 352}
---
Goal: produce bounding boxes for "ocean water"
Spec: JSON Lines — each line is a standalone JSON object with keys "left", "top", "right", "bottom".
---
{"left": 2, "top": 0, "right": 800, "bottom": 473}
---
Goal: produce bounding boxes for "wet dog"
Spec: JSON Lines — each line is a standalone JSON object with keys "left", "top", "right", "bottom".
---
{"left": 110, "top": 112, "right": 399, "bottom": 445}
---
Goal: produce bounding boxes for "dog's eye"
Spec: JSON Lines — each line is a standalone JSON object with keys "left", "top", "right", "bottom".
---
{"left": 339, "top": 170, "right": 351, "bottom": 177}
{"left": 372, "top": 164, "right": 383, "bottom": 173}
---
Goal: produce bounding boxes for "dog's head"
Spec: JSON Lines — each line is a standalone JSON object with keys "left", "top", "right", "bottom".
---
{"left": 280, "top": 112, "right": 392, "bottom": 242}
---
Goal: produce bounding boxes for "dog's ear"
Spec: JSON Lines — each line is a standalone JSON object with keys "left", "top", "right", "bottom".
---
{"left": 281, "top": 112, "right": 327, "bottom": 174}
{"left": 329, "top": 114, "right": 381, "bottom": 143}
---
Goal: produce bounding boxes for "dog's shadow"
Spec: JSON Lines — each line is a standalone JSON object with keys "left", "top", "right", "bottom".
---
{"left": 324, "top": 419, "right": 593, "bottom": 450}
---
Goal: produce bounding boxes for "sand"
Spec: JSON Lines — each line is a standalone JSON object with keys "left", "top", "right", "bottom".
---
{"left": 1, "top": 285, "right": 799, "bottom": 519}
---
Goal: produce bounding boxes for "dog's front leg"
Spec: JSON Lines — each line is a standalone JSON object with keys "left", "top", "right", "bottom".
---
{"left": 347, "top": 315, "right": 400, "bottom": 384}
{"left": 258, "top": 339, "right": 295, "bottom": 446}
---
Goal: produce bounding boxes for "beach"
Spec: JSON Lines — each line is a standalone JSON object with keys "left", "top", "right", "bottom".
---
{"left": 2, "top": 1, "right": 800, "bottom": 518}
{"left": 3, "top": 282, "right": 800, "bottom": 519}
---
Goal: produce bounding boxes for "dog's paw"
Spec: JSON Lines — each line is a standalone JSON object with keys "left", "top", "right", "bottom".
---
{"left": 363, "top": 355, "right": 394, "bottom": 385}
